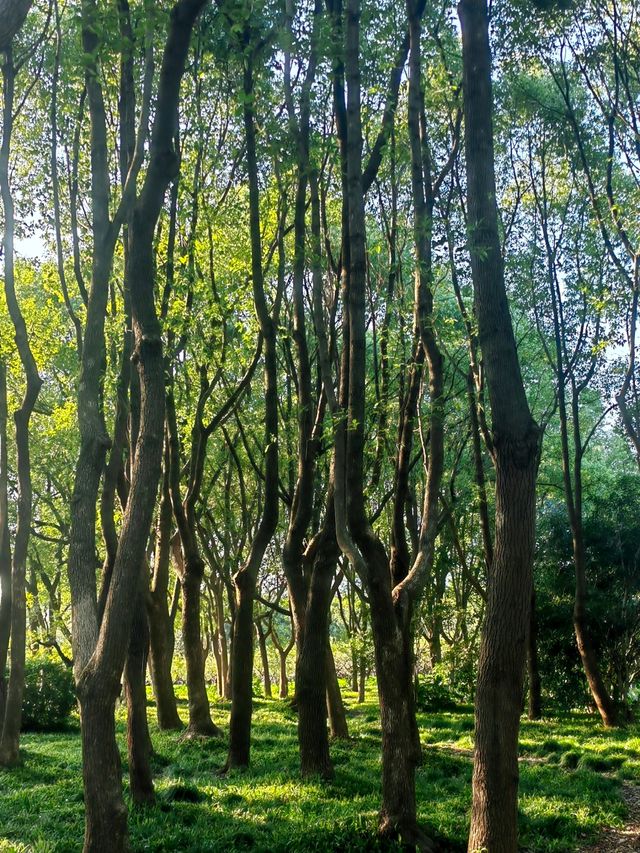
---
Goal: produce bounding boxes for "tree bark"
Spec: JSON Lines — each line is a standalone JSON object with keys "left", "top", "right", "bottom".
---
{"left": 0, "top": 0, "right": 32, "bottom": 50}
{"left": 76, "top": 3, "right": 207, "bottom": 849}
{"left": 458, "top": 2, "right": 541, "bottom": 850}
{"left": 326, "top": 642, "right": 349, "bottom": 739}
{"left": 225, "top": 43, "right": 280, "bottom": 771}
{"left": 0, "top": 45, "right": 43, "bottom": 767}
{"left": 147, "top": 447, "right": 182, "bottom": 730}
{"left": 0, "top": 362, "right": 11, "bottom": 723}
{"left": 296, "top": 522, "right": 339, "bottom": 778}
{"left": 124, "top": 567, "right": 154, "bottom": 804}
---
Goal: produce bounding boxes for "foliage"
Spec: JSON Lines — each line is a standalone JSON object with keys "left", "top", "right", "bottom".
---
{"left": 415, "top": 666, "right": 461, "bottom": 713}
{"left": 20, "top": 657, "right": 76, "bottom": 733}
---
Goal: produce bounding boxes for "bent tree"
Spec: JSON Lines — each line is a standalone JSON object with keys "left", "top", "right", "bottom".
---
{"left": 459, "top": 1, "right": 541, "bottom": 851}
{"left": 67, "top": 1, "right": 208, "bottom": 850}
{"left": 0, "top": 0, "right": 42, "bottom": 767}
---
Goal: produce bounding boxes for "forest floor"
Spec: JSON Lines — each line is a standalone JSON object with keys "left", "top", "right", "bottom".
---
{"left": 0, "top": 684, "right": 638, "bottom": 852}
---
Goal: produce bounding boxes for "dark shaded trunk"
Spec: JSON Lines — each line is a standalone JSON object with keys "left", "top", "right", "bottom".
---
{"left": 147, "top": 451, "right": 182, "bottom": 730}
{"left": 124, "top": 569, "right": 154, "bottom": 804}
{"left": 297, "top": 524, "right": 338, "bottom": 778}
{"left": 0, "top": 0, "right": 32, "bottom": 50}
{"left": 326, "top": 642, "right": 348, "bottom": 739}
{"left": 458, "top": 2, "right": 541, "bottom": 849}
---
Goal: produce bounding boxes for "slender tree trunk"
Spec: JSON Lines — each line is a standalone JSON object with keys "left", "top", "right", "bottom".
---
{"left": 256, "top": 621, "right": 272, "bottom": 699}
{"left": 147, "top": 451, "right": 182, "bottom": 730}
{"left": 459, "top": 2, "right": 541, "bottom": 849}
{"left": 124, "top": 568, "right": 154, "bottom": 804}
{"left": 225, "top": 45, "right": 279, "bottom": 771}
{"left": 78, "top": 4, "right": 207, "bottom": 848}
{"left": 278, "top": 649, "right": 289, "bottom": 698}
{"left": 181, "top": 564, "right": 221, "bottom": 735}
{"left": 0, "top": 362, "right": 11, "bottom": 722}
{"left": 358, "top": 656, "right": 366, "bottom": 703}
{"left": 0, "top": 45, "right": 43, "bottom": 767}
{"left": 326, "top": 642, "right": 348, "bottom": 739}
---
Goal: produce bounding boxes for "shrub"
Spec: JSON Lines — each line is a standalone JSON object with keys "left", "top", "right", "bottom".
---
{"left": 415, "top": 667, "right": 458, "bottom": 712}
{"left": 21, "top": 656, "right": 76, "bottom": 731}
{"left": 559, "top": 750, "right": 580, "bottom": 769}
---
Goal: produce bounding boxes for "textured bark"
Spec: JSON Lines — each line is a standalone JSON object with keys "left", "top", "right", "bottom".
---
{"left": 225, "top": 45, "right": 279, "bottom": 771}
{"left": 0, "top": 0, "right": 32, "bottom": 50}
{"left": 459, "top": 2, "right": 541, "bottom": 850}
{"left": 0, "top": 46, "right": 43, "bottom": 766}
{"left": 123, "top": 567, "right": 154, "bottom": 804}
{"left": 296, "top": 523, "right": 339, "bottom": 778}
{"left": 77, "top": 4, "right": 207, "bottom": 849}
{"left": 147, "top": 450, "right": 182, "bottom": 730}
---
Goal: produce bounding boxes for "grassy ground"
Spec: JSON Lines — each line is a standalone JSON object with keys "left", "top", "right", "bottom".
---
{"left": 0, "top": 684, "right": 637, "bottom": 852}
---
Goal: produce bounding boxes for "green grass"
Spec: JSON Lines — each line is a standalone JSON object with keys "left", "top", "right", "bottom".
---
{"left": 0, "top": 685, "right": 637, "bottom": 852}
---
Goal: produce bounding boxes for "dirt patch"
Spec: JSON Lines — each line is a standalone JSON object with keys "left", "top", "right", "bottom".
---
{"left": 581, "top": 783, "right": 640, "bottom": 852}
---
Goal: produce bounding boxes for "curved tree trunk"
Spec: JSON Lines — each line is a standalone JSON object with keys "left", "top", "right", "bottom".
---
{"left": 77, "top": 4, "right": 208, "bottom": 849}
{"left": 0, "top": 44, "right": 43, "bottom": 767}
{"left": 0, "top": 362, "right": 11, "bottom": 723}
{"left": 225, "top": 45, "right": 280, "bottom": 771}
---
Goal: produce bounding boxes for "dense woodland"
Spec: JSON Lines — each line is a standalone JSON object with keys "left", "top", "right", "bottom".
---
{"left": 0, "top": 0, "right": 639, "bottom": 851}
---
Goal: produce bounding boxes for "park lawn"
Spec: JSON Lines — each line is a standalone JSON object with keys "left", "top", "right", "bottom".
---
{"left": 0, "top": 684, "right": 636, "bottom": 852}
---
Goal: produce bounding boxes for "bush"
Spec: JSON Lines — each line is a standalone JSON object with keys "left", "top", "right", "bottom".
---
{"left": 21, "top": 656, "right": 76, "bottom": 731}
{"left": 415, "top": 667, "right": 458, "bottom": 712}
{"left": 559, "top": 750, "right": 580, "bottom": 769}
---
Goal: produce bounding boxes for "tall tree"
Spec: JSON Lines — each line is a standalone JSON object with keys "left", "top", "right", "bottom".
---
{"left": 0, "top": 3, "right": 43, "bottom": 766}
{"left": 459, "top": 1, "right": 541, "bottom": 850}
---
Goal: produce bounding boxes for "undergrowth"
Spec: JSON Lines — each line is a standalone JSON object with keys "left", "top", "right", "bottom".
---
{"left": 0, "top": 684, "right": 636, "bottom": 852}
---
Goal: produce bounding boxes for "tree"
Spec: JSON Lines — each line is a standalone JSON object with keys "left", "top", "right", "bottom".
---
{"left": 459, "top": 1, "right": 541, "bottom": 850}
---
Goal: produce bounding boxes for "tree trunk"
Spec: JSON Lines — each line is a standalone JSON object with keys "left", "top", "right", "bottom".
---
{"left": 326, "top": 642, "right": 349, "bottom": 739}
{"left": 147, "top": 453, "right": 182, "bottom": 730}
{"left": 256, "top": 621, "right": 272, "bottom": 699}
{"left": 0, "top": 45, "right": 43, "bottom": 767}
{"left": 459, "top": 2, "right": 541, "bottom": 850}
{"left": 278, "top": 650, "right": 289, "bottom": 698}
{"left": 0, "top": 361, "right": 11, "bottom": 723}
{"left": 358, "top": 656, "right": 366, "bottom": 704}
{"left": 225, "top": 44, "right": 279, "bottom": 771}
{"left": 124, "top": 572, "right": 154, "bottom": 804}
{"left": 0, "top": 0, "right": 32, "bottom": 50}
{"left": 181, "top": 564, "right": 221, "bottom": 736}
{"left": 296, "top": 524, "right": 338, "bottom": 778}
{"left": 77, "top": 4, "right": 207, "bottom": 848}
